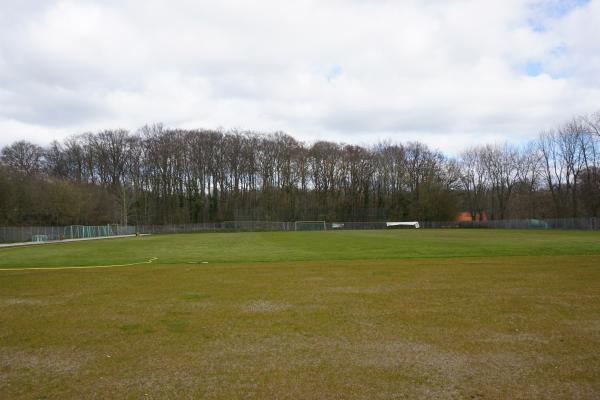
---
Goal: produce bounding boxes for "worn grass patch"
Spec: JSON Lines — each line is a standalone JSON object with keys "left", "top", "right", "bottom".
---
{"left": 242, "top": 300, "right": 291, "bottom": 313}
{"left": 1, "top": 230, "right": 600, "bottom": 398}
{"left": 1, "top": 251, "right": 600, "bottom": 399}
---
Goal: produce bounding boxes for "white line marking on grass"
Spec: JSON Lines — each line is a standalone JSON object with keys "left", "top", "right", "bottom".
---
{"left": 0, "top": 257, "right": 159, "bottom": 272}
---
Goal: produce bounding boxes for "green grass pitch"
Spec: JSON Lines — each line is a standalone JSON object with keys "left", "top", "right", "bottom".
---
{"left": 1, "top": 229, "right": 600, "bottom": 399}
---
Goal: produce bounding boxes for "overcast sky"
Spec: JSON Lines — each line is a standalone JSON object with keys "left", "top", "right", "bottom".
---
{"left": 0, "top": 0, "right": 599, "bottom": 153}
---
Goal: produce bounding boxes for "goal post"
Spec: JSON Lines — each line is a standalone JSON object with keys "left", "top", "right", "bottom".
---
{"left": 294, "top": 221, "right": 327, "bottom": 231}
{"left": 64, "top": 225, "right": 84, "bottom": 239}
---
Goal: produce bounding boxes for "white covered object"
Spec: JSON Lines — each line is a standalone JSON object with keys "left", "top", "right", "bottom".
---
{"left": 386, "top": 221, "right": 420, "bottom": 229}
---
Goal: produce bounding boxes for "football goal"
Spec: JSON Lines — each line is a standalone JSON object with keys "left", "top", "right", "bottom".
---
{"left": 64, "top": 225, "right": 115, "bottom": 239}
{"left": 294, "top": 221, "right": 327, "bottom": 231}
{"left": 32, "top": 234, "right": 49, "bottom": 243}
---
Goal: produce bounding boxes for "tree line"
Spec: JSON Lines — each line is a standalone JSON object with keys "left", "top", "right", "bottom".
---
{"left": 1, "top": 113, "right": 599, "bottom": 226}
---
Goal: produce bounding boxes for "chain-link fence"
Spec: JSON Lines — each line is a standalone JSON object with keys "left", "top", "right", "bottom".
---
{"left": 419, "top": 217, "right": 600, "bottom": 230}
{"left": 0, "top": 225, "right": 136, "bottom": 244}
{"left": 136, "top": 217, "right": 600, "bottom": 235}
{"left": 137, "top": 222, "right": 301, "bottom": 235}
{"left": 135, "top": 221, "right": 294, "bottom": 235}
{"left": 1, "top": 217, "right": 598, "bottom": 243}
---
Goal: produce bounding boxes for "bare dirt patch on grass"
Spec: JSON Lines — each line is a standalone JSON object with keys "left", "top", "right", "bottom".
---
{"left": 485, "top": 332, "right": 551, "bottom": 345}
{"left": 242, "top": 300, "right": 291, "bottom": 313}
{"left": 328, "top": 285, "right": 394, "bottom": 294}
{"left": 0, "top": 297, "right": 49, "bottom": 307}
{"left": 0, "top": 347, "right": 92, "bottom": 376}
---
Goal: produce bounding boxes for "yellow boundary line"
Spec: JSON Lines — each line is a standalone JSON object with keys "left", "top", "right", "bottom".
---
{"left": 0, "top": 257, "right": 158, "bottom": 272}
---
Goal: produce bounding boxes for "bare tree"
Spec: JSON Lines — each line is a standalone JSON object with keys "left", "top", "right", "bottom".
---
{"left": 1, "top": 111, "right": 599, "bottom": 226}
{"left": 458, "top": 147, "right": 488, "bottom": 220}
{"left": 0, "top": 140, "right": 44, "bottom": 175}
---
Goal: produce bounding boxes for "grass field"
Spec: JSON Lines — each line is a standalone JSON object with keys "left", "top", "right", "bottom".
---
{"left": 1, "top": 229, "right": 600, "bottom": 399}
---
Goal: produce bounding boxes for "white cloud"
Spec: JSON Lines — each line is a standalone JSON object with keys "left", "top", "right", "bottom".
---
{"left": 0, "top": 0, "right": 599, "bottom": 153}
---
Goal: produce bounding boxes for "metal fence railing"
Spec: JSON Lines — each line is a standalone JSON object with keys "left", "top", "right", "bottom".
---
{"left": 1, "top": 217, "right": 598, "bottom": 243}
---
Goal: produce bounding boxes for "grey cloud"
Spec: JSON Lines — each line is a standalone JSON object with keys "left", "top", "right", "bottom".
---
{"left": 0, "top": 0, "right": 599, "bottom": 151}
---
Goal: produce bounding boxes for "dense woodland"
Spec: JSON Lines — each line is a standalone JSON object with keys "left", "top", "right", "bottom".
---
{"left": 1, "top": 112, "right": 599, "bottom": 226}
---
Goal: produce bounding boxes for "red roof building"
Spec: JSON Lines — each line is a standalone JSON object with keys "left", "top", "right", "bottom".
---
{"left": 456, "top": 211, "right": 488, "bottom": 222}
